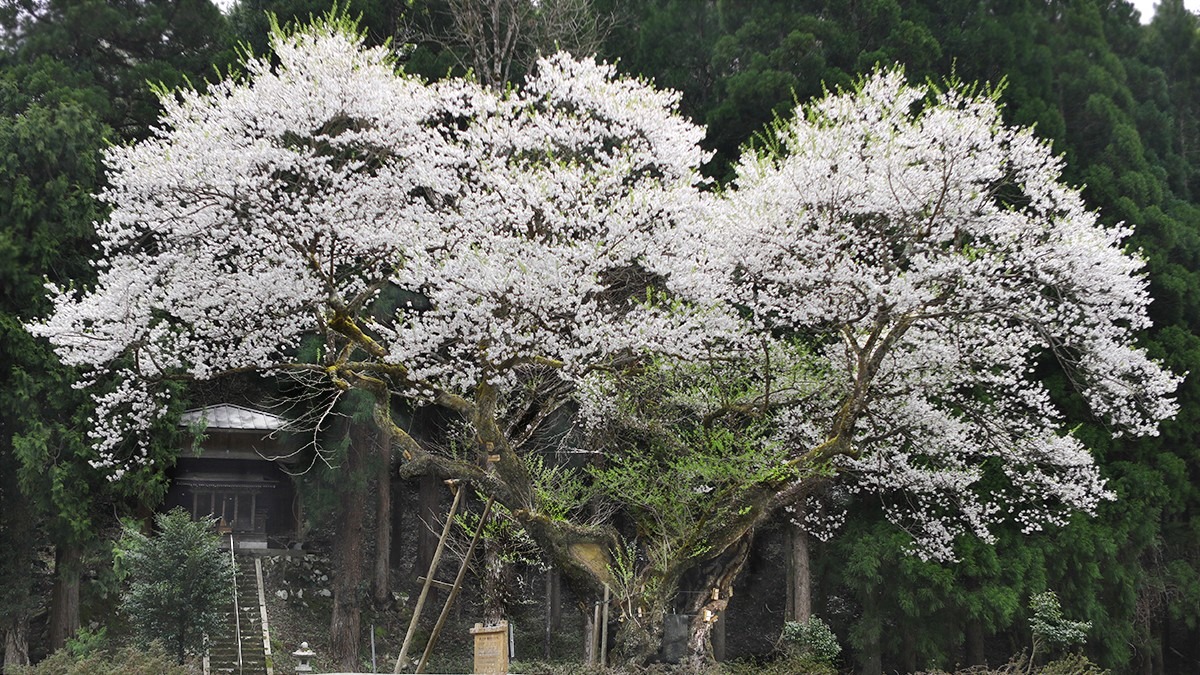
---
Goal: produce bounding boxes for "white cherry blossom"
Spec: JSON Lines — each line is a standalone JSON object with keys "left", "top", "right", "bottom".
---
{"left": 708, "top": 69, "right": 1179, "bottom": 558}
{"left": 30, "top": 21, "right": 718, "bottom": 471}
{"left": 29, "top": 23, "right": 1177, "bottom": 564}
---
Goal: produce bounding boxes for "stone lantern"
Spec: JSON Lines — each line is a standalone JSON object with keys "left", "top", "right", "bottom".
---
{"left": 293, "top": 641, "right": 315, "bottom": 673}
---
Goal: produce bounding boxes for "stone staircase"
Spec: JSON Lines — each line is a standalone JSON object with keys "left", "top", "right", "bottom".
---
{"left": 208, "top": 554, "right": 269, "bottom": 675}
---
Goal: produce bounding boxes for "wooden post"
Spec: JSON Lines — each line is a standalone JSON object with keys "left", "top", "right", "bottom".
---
{"left": 394, "top": 485, "right": 462, "bottom": 673}
{"left": 254, "top": 558, "right": 274, "bottom": 675}
{"left": 591, "top": 602, "right": 601, "bottom": 664}
{"left": 600, "top": 585, "right": 610, "bottom": 667}
{"left": 543, "top": 568, "right": 560, "bottom": 658}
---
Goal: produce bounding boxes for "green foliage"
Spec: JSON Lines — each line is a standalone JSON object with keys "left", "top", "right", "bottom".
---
{"left": 584, "top": 349, "right": 820, "bottom": 548}
{"left": 117, "top": 508, "right": 233, "bottom": 663}
{"left": 1037, "top": 653, "right": 1109, "bottom": 675}
{"left": 721, "top": 652, "right": 836, "bottom": 675}
{"left": 1029, "top": 591, "right": 1091, "bottom": 655}
{"left": 12, "top": 642, "right": 198, "bottom": 675}
{"left": 588, "top": 422, "right": 792, "bottom": 562}
{"left": 229, "top": 0, "right": 402, "bottom": 59}
{"left": 527, "top": 453, "right": 590, "bottom": 522}
{"left": 1, "top": 0, "right": 233, "bottom": 140}
{"left": 456, "top": 496, "right": 543, "bottom": 568}
{"left": 779, "top": 617, "right": 841, "bottom": 665}
{"left": 64, "top": 625, "right": 108, "bottom": 659}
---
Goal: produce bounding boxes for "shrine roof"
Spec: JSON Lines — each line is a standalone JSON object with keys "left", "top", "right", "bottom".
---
{"left": 179, "top": 404, "right": 287, "bottom": 431}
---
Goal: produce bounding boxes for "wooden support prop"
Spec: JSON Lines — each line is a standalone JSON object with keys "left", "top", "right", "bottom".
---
{"left": 600, "top": 584, "right": 610, "bottom": 668}
{"left": 394, "top": 485, "right": 463, "bottom": 673}
{"left": 591, "top": 601, "right": 602, "bottom": 664}
{"left": 415, "top": 495, "right": 496, "bottom": 674}
{"left": 415, "top": 576, "right": 456, "bottom": 592}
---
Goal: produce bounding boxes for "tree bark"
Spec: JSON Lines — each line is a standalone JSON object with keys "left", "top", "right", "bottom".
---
{"left": 682, "top": 537, "right": 753, "bottom": 671}
{"left": 482, "top": 545, "right": 508, "bottom": 624}
{"left": 858, "top": 586, "right": 883, "bottom": 675}
{"left": 786, "top": 518, "right": 812, "bottom": 623}
{"left": 902, "top": 624, "right": 918, "bottom": 673}
{"left": 372, "top": 430, "right": 392, "bottom": 608}
{"left": 413, "top": 474, "right": 441, "bottom": 585}
{"left": 544, "top": 567, "right": 561, "bottom": 658}
{"left": 1, "top": 457, "right": 34, "bottom": 674}
{"left": 583, "top": 602, "right": 599, "bottom": 665}
{"left": 293, "top": 488, "right": 307, "bottom": 545}
{"left": 330, "top": 424, "right": 368, "bottom": 670}
{"left": 965, "top": 618, "right": 985, "bottom": 667}
{"left": 3, "top": 617, "right": 30, "bottom": 674}
{"left": 48, "top": 542, "right": 81, "bottom": 651}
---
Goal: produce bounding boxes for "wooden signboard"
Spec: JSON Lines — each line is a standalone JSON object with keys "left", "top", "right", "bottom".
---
{"left": 470, "top": 621, "right": 509, "bottom": 674}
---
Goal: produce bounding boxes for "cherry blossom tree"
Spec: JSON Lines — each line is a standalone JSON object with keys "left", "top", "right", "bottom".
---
{"left": 563, "top": 71, "right": 1182, "bottom": 665}
{"left": 577, "top": 70, "right": 1181, "bottom": 664}
{"left": 29, "top": 15, "right": 722, "bottom": 662}
{"left": 710, "top": 70, "right": 1180, "bottom": 556}
{"left": 28, "top": 16, "right": 1178, "bottom": 667}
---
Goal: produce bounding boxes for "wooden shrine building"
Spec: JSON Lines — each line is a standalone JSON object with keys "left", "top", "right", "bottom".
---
{"left": 163, "top": 403, "right": 297, "bottom": 550}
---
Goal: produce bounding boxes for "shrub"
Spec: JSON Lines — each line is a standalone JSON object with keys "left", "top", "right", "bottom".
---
{"left": 63, "top": 625, "right": 107, "bottom": 659}
{"left": 1029, "top": 591, "right": 1091, "bottom": 651}
{"left": 13, "top": 642, "right": 198, "bottom": 675}
{"left": 1028, "top": 590, "right": 1091, "bottom": 671}
{"left": 116, "top": 507, "right": 233, "bottom": 663}
{"left": 723, "top": 652, "right": 838, "bottom": 675}
{"left": 1039, "top": 653, "right": 1109, "bottom": 675}
{"left": 779, "top": 616, "right": 841, "bottom": 665}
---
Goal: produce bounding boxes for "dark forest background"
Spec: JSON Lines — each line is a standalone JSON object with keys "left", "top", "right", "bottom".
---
{"left": 5, "top": 1, "right": 1200, "bottom": 673}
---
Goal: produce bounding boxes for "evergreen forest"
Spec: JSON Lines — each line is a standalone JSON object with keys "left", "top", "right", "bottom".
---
{"left": 5, "top": 1, "right": 1200, "bottom": 674}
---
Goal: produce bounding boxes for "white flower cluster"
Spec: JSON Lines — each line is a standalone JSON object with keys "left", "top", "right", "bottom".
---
{"left": 29, "top": 26, "right": 1178, "bottom": 559}
{"left": 720, "top": 69, "right": 1178, "bottom": 559}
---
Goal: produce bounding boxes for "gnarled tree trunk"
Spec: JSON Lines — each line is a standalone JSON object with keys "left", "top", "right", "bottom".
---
{"left": 683, "top": 537, "right": 753, "bottom": 671}
{"left": 612, "top": 599, "right": 667, "bottom": 666}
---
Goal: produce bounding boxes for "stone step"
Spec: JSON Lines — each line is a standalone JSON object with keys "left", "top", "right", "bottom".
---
{"left": 207, "top": 554, "right": 272, "bottom": 675}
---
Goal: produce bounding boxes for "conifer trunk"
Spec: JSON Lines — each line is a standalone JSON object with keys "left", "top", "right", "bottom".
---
{"left": 583, "top": 602, "right": 599, "bottom": 665}
{"left": 965, "top": 619, "right": 985, "bottom": 667}
{"left": 48, "top": 542, "right": 81, "bottom": 651}
{"left": 330, "top": 424, "right": 368, "bottom": 670}
{"left": 786, "top": 517, "right": 812, "bottom": 623}
{"left": 544, "top": 568, "right": 561, "bottom": 657}
{"left": 859, "top": 586, "right": 883, "bottom": 675}
{"left": 372, "top": 431, "right": 392, "bottom": 608}
{"left": 414, "top": 474, "right": 441, "bottom": 583}
{"left": 3, "top": 617, "right": 30, "bottom": 672}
